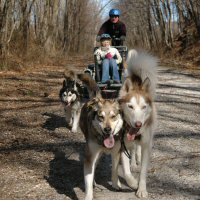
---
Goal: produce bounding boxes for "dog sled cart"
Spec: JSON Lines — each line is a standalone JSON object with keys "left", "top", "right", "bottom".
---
{"left": 84, "top": 38, "right": 128, "bottom": 98}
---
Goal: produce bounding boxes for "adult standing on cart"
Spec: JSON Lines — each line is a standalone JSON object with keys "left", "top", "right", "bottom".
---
{"left": 96, "top": 9, "right": 126, "bottom": 46}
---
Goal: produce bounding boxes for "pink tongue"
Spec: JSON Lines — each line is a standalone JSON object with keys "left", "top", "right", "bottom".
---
{"left": 127, "top": 133, "right": 136, "bottom": 141}
{"left": 65, "top": 102, "right": 70, "bottom": 107}
{"left": 127, "top": 128, "right": 139, "bottom": 141}
{"left": 103, "top": 135, "right": 115, "bottom": 149}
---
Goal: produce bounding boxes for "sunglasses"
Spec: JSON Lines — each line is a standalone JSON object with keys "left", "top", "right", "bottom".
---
{"left": 110, "top": 15, "right": 119, "bottom": 18}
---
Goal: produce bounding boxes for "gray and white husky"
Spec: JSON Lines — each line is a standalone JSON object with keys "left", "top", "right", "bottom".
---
{"left": 119, "top": 49, "right": 158, "bottom": 198}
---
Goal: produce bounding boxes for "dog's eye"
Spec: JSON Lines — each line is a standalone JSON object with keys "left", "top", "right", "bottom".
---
{"left": 98, "top": 115, "right": 104, "bottom": 121}
{"left": 128, "top": 105, "right": 134, "bottom": 110}
{"left": 142, "top": 105, "right": 147, "bottom": 109}
{"left": 111, "top": 115, "right": 117, "bottom": 119}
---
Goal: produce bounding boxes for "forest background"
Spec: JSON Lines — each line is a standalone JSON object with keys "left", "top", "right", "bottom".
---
{"left": 0, "top": 0, "right": 199, "bottom": 70}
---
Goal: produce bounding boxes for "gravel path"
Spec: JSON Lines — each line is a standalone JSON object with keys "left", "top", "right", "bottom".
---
{"left": 0, "top": 63, "right": 200, "bottom": 200}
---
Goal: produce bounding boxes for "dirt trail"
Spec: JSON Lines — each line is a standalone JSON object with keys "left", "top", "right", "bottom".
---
{"left": 0, "top": 60, "right": 200, "bottom": 200}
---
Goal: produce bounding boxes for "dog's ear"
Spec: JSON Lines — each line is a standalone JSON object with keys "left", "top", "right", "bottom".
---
{"left": 88, "top": 96, "right": 102, "bottom": 111}
{"left": 142, "top": 77, "right": 151, "bottom": 93}
{"left": 97, "top": 96, "right": 105, "bottom": 107}
{"left": 119, "top": 78, "right": 132, "bottom": 98}
{"left": 109, "top": 99, "right": 120, "bottom": 109}
{"left": 63, "top": 79, "right": 67, "bottom": 87}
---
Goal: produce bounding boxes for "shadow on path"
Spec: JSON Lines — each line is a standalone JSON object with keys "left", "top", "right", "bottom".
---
{"left": 45, "top": 149, "right": 84, "bottom": 200}
{"left": 42, "top": 112, "right": 69, "bottom": 131}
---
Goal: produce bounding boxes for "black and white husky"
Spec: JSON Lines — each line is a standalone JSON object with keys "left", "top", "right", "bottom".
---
{"left": 59, "top": 70, "right": 84, "bottom": 133}
{"left": 119, "top": 49, "right": 158, "bottom": 198}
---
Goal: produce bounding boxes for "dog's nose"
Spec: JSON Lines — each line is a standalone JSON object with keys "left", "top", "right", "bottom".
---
{"left": 104, "top": 127, "right": 111, "bottom": 133}
{"left": 135, "top": 121, "right": 142, "bottom": 128}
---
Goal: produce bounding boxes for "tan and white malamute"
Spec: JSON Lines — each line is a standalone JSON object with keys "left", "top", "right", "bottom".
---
{"left": 78, "top": 74, "right": 123, "bottom": 200}
{"left": 119, "top": 50, "right": 158, "bottom": 198}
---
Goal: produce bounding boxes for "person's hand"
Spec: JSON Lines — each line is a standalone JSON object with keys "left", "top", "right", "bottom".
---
{"left": 96, "top": 35, "right": 101, "bottom": 42}
{"left": 105, "top": 53, "right": 113, "bottom": 59}
{"left": 120, "top": 35, "right": 126, "bottom": 41}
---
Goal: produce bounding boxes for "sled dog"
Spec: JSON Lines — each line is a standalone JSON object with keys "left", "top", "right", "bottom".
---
{"left": 119, "top": 49, "right": 158, "bottom": 198}
{"left": 78, "top": 74, "right": 123, "bottom": 200}
{"left": 59, "top": 70, "right": 84, "bottom": 133}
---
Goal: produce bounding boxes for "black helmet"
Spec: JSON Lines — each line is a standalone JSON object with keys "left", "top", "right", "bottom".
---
{"left": 100, "top": 34, "right": 111, "bottom": 41}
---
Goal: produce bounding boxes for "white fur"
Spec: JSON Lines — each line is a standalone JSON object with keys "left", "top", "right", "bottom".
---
{"left": 63, "top": 101, "right": 83, "bottom": 133}
{"left": 62, "top": 91, "right": 84, "bottom": 133}
{"left": 120, "top": 49, "right": 158, "bottom": 198}
{"left": 84, "top": 141, "right": 121, "bottom": 200}
{"left": 126, "top": 49, "right": 158, "bottom": 99}
{"left": 123, "top": 96, "right": 152, "bottom": 128}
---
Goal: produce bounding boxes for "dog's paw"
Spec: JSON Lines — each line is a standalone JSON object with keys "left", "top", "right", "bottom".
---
{"left": 125, "top": 174, "right": 138, "bottom": 189}
{"left": 112, "top": 179, "right": 122, "bottom": 191}
{"left": 136, "top": 189, "right": 148, "bottom": 198}
{"left": 84, "top": 194, "right": 93, "bottom": 200}
{"left": 71, "top": 127, "right": 77, "bottom": 133}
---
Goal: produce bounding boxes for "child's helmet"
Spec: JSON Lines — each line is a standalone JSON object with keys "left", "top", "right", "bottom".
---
{"left": 100, "top": 34, "right": 111, "bottom": 40}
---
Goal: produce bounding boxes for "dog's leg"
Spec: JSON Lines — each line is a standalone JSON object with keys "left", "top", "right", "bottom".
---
{"left": 111, "top": 146, "right": 121, "bottom": 190}
{"left": 130, "top": 144, "right": 137, "bottom": 171}
{"left": 71, "top": 111, "right": 80, "bottom": 133}
{"left": 130, "top": 143, "right": 141, "bottom": 172}
{"left": 69, "top": 117, "right": 73, "bottom": 126}
{"left": 64, "top": 107, "right": 72, "bottom": 126}
{"left": 121, "top": 150, "right": 138, "bottom": 189}
{"left": 84, "top": 144, "right": 101, "bottom": 200}
{"left": 136, "top": 139, "right": 152, "bottom": 198}
{"left": 136, "top": 143, "right": 141, "bottom": 166}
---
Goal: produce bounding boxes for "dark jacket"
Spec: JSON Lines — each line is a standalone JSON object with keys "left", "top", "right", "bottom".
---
{"left": 98, "top": 19, "right": 126, "bottom": 45}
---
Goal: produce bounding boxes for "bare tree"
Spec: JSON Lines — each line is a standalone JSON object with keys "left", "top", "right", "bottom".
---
{"left": 1, "top": 0, "right": 199, "bottom": 63}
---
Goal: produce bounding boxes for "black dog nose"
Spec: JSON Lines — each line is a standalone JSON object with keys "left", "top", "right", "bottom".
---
{"left": 104, "top": 127, "right": 111, "bottom": 133}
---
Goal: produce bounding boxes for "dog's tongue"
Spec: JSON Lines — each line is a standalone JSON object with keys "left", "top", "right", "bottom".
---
{"left": 65, "top": 102, "right": 70, "bottom": 107}
{"left": 127, "top": 128, "right": 140, "bottom": 141}
{"left": 104, "top": 135, "right": 115, "bottom": 149}
{"left": 127, "top": 133, "right": 136, "bottom": 141}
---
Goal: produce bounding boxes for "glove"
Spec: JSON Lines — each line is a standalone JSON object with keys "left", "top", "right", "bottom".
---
{"left": 105, "top": 53, "right": 113, "bottom": 59}
{"left": 120, "top": 35, "right": 126, "bottom": 41}
{"left": 96, "top": 35, "right": 101, "bottom": 42}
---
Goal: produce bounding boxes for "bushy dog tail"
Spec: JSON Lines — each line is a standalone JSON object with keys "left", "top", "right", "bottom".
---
{"left": 126, "top": 49, "right": 158, "bottom": 98}
{"left": 64, "top": 69, "right": 76, "bottom": 81}
{"left": 77, "top": 73, "right": 101, "bottom": 99}
{"left": 63, "top": 69, "right": 79, "bottom": 91}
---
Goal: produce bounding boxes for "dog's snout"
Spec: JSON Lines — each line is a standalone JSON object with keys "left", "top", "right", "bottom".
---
{"left": 104, "top": 127, "right": 111, "bottom": 133}
{"left": 135, "top": 121, "right": 142, "bottom": 128}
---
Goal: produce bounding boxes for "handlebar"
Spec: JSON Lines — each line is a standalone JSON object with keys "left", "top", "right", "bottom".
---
{"left": 112, "top": 38, "right": 121, "bottom": 41}
{"left": 111, "top": 37, "right": 125, "bottom": 46}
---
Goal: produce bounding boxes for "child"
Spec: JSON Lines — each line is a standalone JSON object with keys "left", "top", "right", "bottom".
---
{"left": 94, "top": 34, "right": 122, "bottom": 84}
